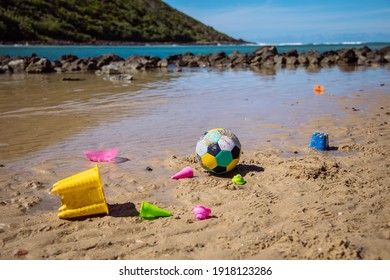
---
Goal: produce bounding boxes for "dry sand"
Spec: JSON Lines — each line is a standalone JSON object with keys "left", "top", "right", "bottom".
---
{"left": 0, "top": 91, "right": 389, "bottom": 260}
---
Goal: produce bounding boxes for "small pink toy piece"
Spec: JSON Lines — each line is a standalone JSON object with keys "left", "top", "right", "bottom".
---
{"left": 193, "top": 205, "right": 211, "bottom": 220}
{"left": 83, "top": 148, "right": 119, "bottom": 162}
{"left": 171, "top": 166, "right": 194, "bottom": 179}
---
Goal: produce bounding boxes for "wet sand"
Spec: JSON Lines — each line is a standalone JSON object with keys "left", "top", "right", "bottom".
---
{"left": 0, "top": 68, "right": 389, "bottom": 260}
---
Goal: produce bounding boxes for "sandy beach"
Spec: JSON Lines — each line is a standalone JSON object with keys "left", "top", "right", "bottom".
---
{"left": 0, "top": 71, "right": 389, "bottom": 260}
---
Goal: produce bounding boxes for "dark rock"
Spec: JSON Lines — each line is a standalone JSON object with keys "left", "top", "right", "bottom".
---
{"left": 208, "top": 52, "right": 228, "bottom": 67}
{"left": 96, "top": 53, "right": 124, "bottom": 68}
{"left": 26, "top": 58, "right": 53, "bottom": 73}
{"left": 305, "top": 50, "right": 323, "bottom": 64}
{"left": 368, "top": 50, "right": 387, "bottom": 64}
{"left": 51, "top": 60, "right": 62, "bottom": 68}
{"left": 124, "top": 55, "right": 159, "bottom": 70}
{"left": 323, "top": 50, "right": 338, "bottom": 56}
{"left": 182, "top": 52, "right": 195, "bottom": 60}
{"left": 8, "top": 58, "right": 27, "bottom": 72}
{"left": 62, "top": 77, "right": 85, "bottom": 81}
{"left": 209, "top": 51, "right": 227, "bottom": 61}
{"left": 144, "top": 56, "right": 160, "bottom": 69}
{"left": 355, "top": 46, "right": 371, "bottom": 57}
{"left": 228, "top": 50, "right": 240, "bottom": 60}
{"left": 61, "top": 61, "right": 81, "bottom": 72}
{"left": 286, "top": 56, "right": 299, "bottom": 65}
{"left": 166, "top": 54, "right": 182, "bottom": 64}
{"left": 379, "top": 45, "right": 390, "bottom": 60}
{"left": 285, "top": 49, "right": 298, "bottom": 57}
{"left": 337, "top": 48, "right": 357, "bottom": 64}
{"left": 60, "top": 54, "right": 78, "bottom": 63}
{"left": 86, "top": 59, "right": 98, "bottom": 71}
{"left": 321, "top": 55, "right": 339, "bottom": 65}
{"left": 108, "top": 74, "right": 133, "bottom": 81}
{"left": 101, "top": 64, "right": 121, "bottom": 74}
{"left": 249, "top": 46, "right": 278, "bottom": 66}
{"left": 0, "top": 54, "right": 11, "bottom": 64}
{"left": 125, "top": 61, "right": 144, "bottom": 70}
{"left": 187, "top": 59, "right": 199, "bottom": 67}
{"left": 229, "top": 51, "right": 248, "bottom": 66}
{"left": 197, "top": 54, "right": 211, "bottom": 67}
{"left": 297, "top": 53, "right": 309, "bottom": 65}
{"left": 1, "top": 44, "right": 389, "bottom": 75}
{"left": 306, "top": 49, "right": 322, "bottom": 59}
{"left": 274, "top": 54, "right": 286, "bottom": 66}
{"left": 181, "top": 52, "right": 199, "bottom": 67}
{"left": 251, "top": 46, "right": 278, "bottom": 57}
{"left": 157, "top": 58, "right": 168, "bottom": 67}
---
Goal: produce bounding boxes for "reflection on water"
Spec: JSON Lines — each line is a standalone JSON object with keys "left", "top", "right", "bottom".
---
{"left": 0, "top": 66, "right": 389, "bottom": 170}
{"left": 0, "top": 71, "right": 180, "bottom": 160}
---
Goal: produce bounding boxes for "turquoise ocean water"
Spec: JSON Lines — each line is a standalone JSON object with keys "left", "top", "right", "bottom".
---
{"left": 0, "top": 42, "right": 389, "bottom": 60}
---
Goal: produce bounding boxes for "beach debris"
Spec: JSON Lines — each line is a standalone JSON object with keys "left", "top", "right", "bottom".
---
{"left": 145, "top": 166, "right": 153, "bottom": 172}
{"left": 62, "top": 77, "right": 85, "bottom": 81}
{"left": 314, "top": 85, "right": 324, "bottom": 94}
{"left": 309, "top": 132, "right": 329, "bottom": 151}
{"left": 171, "top": 166, "right": 194, "bottom": 179}
{"left": 232, "top": 174, "right": 246, "bottom": 185}
{"left": 83, "top": 148, "right": 119, "bottom": 162}
{"left": 139, "top": 201, "right": 172, "bottom": 220}
{"left": 108, "top": 74, "right": 133, "bottom": 82}
{"left": 14, "top": 249, "right": 29, "bottom": 257}
{"left": 193, "top": 205, "right": 211, "bottom": 220}
{"left": 50, "top": 165, "right": 109, "bottom": 219}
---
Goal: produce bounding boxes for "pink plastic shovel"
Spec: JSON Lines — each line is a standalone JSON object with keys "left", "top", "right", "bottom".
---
{"left": 83, "top": 148, "right": 119, "bottom": 162}
{"left": 171, "top": 166, "right": 194, "bottom": 179}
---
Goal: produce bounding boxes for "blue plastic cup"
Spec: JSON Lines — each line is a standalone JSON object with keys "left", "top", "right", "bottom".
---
{"left": 309, "top": 132, "right": 329, "bottom": 151}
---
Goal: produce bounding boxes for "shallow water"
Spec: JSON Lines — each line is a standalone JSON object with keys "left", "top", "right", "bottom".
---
{"left": 0, "top": 65, "right": 389, "bottom": 176}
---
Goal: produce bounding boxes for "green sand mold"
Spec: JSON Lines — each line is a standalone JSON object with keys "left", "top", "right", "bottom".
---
{"left": 232, "top": 174, "right": 246, "bottom": 185}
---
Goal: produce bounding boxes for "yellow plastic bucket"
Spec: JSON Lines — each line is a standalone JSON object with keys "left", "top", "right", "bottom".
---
{"left": 51, "top": 165, "right": 109, "bottom": 219}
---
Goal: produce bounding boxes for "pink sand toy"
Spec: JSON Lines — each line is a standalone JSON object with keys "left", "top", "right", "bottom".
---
{"left": 83, "top": 148, "right": 119, "bottom": 162}
{"left": 193, "top": 205, "right": 211, "bottom": 220}
{"left": 171, "top": 166, "right": 194, "bottom": 179}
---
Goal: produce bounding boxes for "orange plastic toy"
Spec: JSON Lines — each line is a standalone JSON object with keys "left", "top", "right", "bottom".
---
{"left": 314, "top": 85, "right": 324, "bottom": 94}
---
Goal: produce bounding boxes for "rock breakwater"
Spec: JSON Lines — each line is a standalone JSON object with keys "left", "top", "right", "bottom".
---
{"left": 1, "top": 45, "right": 389, "bottom": 75}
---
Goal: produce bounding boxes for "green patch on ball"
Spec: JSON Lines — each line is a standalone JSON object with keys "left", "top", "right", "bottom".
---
{"left": 196, "top": 128, "right": 241, "bottom": 174}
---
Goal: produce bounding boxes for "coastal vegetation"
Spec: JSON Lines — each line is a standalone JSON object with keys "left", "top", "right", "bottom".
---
{"left": 0, "top": 0, "right": 240, "bottom": 44}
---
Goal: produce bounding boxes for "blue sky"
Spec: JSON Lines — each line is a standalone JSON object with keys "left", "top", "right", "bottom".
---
{"left": 162, "top": 0, "right": 390, "bottom": 43}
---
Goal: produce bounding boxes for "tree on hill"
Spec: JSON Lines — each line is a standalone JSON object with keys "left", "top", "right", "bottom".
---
{"left": 0, "top": 0, "right": 242, "bottom": 44}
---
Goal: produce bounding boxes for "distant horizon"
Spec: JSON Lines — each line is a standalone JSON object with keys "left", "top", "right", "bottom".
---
{"left": 1, "top": 40, "right": 389, "bottom": 47}
{"left": 245, "top": 41, "right": 390, "bottom": 46}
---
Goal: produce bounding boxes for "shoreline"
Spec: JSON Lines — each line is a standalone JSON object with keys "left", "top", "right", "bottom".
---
{"left": 0, "top": 89, "right": 389, "bottom": 260}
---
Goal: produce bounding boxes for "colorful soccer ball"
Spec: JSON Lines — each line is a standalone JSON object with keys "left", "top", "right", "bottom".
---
{"left": 196, "top": 128, "right": 241, "bottom": 174}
